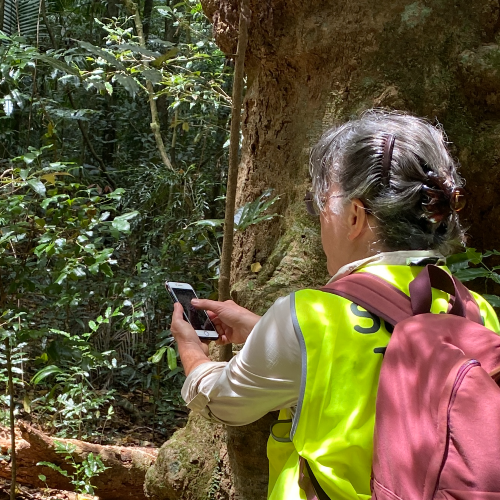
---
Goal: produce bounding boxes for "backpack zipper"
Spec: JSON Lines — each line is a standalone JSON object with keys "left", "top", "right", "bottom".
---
{"left": 433, "top": 358, "right": 480, "bottom": 497}
{"left": 449, "top": 359, "right": 481, "bottom": 414}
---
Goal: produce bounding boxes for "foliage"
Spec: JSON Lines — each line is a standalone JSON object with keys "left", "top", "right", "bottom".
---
{"left": 0, "top": 0, "right": 231, "bottom": 443}
{"left": 2, "top": 0, "right": 40, "bottom": 38}
{"left": 37, "top": 440, "right": 108, "bottom": 498}
{"left": 193, "top": 188, "right": 281, "bottom": 232}
{"left": 447, "top": 248, "right": 500, "bottom": 308}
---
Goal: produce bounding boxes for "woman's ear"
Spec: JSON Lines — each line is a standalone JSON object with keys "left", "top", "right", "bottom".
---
{"left": 347, "top": 199, "right": 369, "bottom": 241}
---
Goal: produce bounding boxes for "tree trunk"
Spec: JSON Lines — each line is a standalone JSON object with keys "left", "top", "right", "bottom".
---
{"left": 0, "top": 0, "right": 4, "bottom": 32}
{"left": 143, "top": 0, "right": 153, "bottom": 41}
{"left": 145, "top": 1, "right": 500, "bottom": 498}
{"left": 0, "top": 423, "right": 157, "bottom": 500}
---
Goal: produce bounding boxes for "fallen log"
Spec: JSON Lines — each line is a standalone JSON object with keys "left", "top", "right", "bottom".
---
{"left": 0, "top": 423, "right": 157, "bottom": 500}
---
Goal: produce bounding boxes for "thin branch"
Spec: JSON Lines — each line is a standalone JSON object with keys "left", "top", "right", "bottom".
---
{"left": 121, "top": 0, "right": 174, "bottom": 171}
{"left": 212, "top": 85, "right": 232, "bottom": 104}
{"left": 41, "top": 0, "right": 57, "bottom": 49}
{"left": 0, "top": 168, "right": 13, "bottom": 179}
{"left": 218, "top": 0, "right": 250, "bottom": 362}
{"left": 67, "top": 91, "right": 116, "bottom": 189}
{"left": 5, "top": 334, "right": 16, "bottom": 500}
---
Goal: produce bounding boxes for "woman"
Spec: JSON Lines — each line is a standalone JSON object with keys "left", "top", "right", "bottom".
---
{"left": 171, "top": 110, "right": 500, "bottom": 500}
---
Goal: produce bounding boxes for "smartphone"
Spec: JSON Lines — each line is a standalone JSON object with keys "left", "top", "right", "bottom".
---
{"left": 165, "top": 282, "right": 219, "bottom": 340}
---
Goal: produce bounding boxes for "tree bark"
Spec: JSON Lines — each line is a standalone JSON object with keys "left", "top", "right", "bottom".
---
{"left": 146, "top": 1, "right": 500, "bottom": 498}
{"left": 143, "top": 0, "right": 154, "bottom": 41}
{"left": 0, "top": 423, "right": 157, "bottom": 500}
{"left": 0, "top": 0, "right": 4, "bottom": 32}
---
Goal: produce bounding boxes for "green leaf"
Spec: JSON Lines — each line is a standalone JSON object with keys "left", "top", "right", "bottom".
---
{"left": 446, "top": 251, "right": 471, "bottom": 267}
{"left": 37, "top": 462, "right": 68, "bottom": 476}
{"left": 117, "top": 44, "right": 161, "bottom": 58}
{"left": 111, "top": 211, "right": 138, "bottom": 232}
{"left": 191, "top": 219, "right": 224, "bottom": 228}
{"left": 483, "top": 250, "right": 500, "bottom": 258}
{"left": 166, "top": 366, "right": 183, "bottom": 379}
{"left": 111, "top": 217, "right": 130, "bottom": 232}
{"left": 3, "top": 95, "right": 14, "bottom": 116}
{"left": 465, "top": 247, "right": 483, "bottom": 265}
{"left": 99, "top": 262, "right": 114, "bottom": 277}
{"left": 27, "top": 179, "right": 46, "bottom": 197}
{"left": 113, "top": 74, "right": 141, "bottom": 98}
{"left": 453, "top": 268, "right": 490, "bottom": 281}
{"left": 152, "top": 47, "right": 179, "bottom": 67}
{"left": 484, "top": 294, "right": 500, "bottom": 308}
{"left": 234, "top": 189, "right": 281, "bottom": 231}
{"left": 167, "top": 346, "right": 177, "bottom": 370}
{"left": 36, "top": 54, "right": 80, "bottom": 76}
{"left": 143, "top": 68, "right": 163, "bottom": 84}
{"left": 148, "top": 346, "right": 166, "bottom": 364}
{"left": 117, "top": 210, "right": 139, "bottom": 221}
{"left": 79, "top": 41, "right": 125, "bottom": 69}
{"left": 71, "top": 267, "right": 86, "bottom": 279}
{"left": 31, "top": 365, "right": 64, "bottom": 385}
{"left": 55, "top": 272, "right": 67, "bottom": 284}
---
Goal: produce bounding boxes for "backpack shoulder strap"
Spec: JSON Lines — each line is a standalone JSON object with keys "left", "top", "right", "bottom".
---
{"left": 321, "top": 266, "right": 483, "bottom": 326}
{"left": 321, "top": 272, "right": 412, "bottom": 326}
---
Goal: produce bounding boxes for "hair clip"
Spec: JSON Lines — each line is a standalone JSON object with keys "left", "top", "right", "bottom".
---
{"left": 450, "top": 188, "right": 466, "bottom": 212}
{"left": 381, "top": 134, "right": 396, "bottom": 186}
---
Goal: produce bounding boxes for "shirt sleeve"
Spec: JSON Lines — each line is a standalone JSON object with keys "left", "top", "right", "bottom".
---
{"left": 180, "top": 295, "right": 301, "bottom": 426}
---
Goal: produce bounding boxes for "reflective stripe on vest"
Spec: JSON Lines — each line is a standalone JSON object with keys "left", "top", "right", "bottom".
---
{"left": 267, "top": 265, "right": 500, "bottom": 500}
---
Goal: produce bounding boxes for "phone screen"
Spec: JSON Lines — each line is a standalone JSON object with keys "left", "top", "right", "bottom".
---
{"left": 170, "top": 287, "right": 216, "bottom": 334}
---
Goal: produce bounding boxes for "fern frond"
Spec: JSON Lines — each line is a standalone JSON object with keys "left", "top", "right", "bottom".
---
{"left": 3, "top": 0, "right": 40, "bottom": 37}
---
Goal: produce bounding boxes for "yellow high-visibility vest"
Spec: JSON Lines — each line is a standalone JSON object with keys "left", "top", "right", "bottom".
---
{"left": 267, "top": 265, "right": 500, "bottom": 500}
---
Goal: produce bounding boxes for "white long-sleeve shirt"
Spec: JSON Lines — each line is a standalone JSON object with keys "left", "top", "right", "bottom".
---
{"left": 181, "top": 251, "right": 444, "bottom": 425}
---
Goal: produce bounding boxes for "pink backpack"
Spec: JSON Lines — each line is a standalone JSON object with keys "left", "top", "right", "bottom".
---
{"left": 304, "top": 265, "right": 500, "bottom": 500}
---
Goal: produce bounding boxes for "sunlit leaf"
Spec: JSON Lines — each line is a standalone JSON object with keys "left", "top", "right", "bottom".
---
{"left": 152, "top": 47, "right": 179, "bottom": 67}
{"left": 167, "top": 346, "right": 177, "bottom": 370}
{"left": 251, "top": 262, "right": 262, "bottom": 273}
{"left": 112, "top": 218, "right": 130, "bottom": 232}
{"left": 27, "top": 179, "right": 46, "bottom": 197}
{"left": 149, "top": 346, "right": 166, "bottom": 364}
{"left": 3, "top": 95, "right": 14, "bottom": 116}
{"left": 191, "top": 219, "right": 224, "bottom": 228}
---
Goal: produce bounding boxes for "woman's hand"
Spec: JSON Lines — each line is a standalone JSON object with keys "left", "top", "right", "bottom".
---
{"left": 191, "top": 299, "right": 261, "bottom": 345}
{"left": 170, "top": 302, "right": 209, "bottom": 375}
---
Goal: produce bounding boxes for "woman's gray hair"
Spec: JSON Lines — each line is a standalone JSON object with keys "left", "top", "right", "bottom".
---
{"left": 310, "top": 110, "right": 465, "bottom": 255}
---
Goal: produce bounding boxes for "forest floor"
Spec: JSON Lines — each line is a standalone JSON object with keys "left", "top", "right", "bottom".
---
{"left": 0, "top": 478, "right": 94, "bottom": 500}
{"left": 0, "top": 388, "right": 189, "bottom": 500}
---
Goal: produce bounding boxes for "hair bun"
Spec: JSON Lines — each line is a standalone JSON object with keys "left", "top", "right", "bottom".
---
{"left": 421, "top": 173, "right": 466, "bottom": 223}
